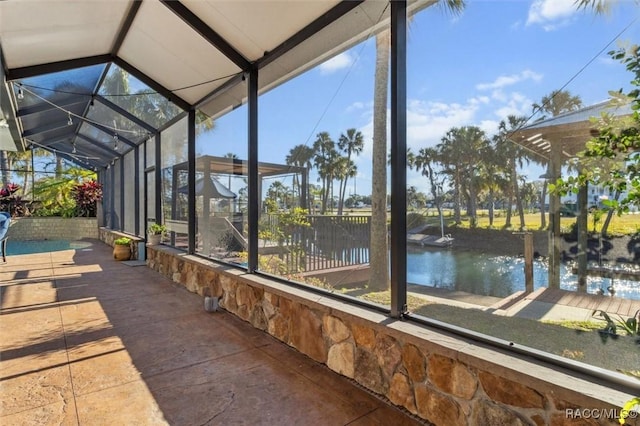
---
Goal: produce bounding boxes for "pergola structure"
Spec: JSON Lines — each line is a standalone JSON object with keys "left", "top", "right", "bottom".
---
{"left": 171, "top": 155, "right": 307, "bottom": 253}
{"left": 512, "top": 100, "right": 633, "bottom": 290}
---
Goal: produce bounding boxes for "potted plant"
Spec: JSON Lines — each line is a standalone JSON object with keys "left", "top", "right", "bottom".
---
{"left": 147, "top": 223, "right": 166, "bottom": 245}
{"left": 113, "top": 237, "right": 132, "bottom": 261}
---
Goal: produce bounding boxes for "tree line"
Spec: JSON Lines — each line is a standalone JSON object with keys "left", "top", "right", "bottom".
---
{"left": 276, "top": 89, "right": 583, "bottom": 233}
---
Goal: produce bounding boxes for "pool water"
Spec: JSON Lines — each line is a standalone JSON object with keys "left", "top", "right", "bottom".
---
{"left": 6, "top": 240, "right": 94, "bottom": 255}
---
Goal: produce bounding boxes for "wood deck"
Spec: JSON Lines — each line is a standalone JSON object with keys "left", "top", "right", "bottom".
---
{"left": 493, "top": 287, "right": 640, "bottom": 317}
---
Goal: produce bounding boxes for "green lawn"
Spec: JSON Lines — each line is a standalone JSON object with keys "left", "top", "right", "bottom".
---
{"left": 402, "top": 209, "right": 640, "bottom": 236}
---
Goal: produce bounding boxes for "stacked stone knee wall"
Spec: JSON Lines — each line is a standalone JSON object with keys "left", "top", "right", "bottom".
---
{"left": 8, "top": 217, "right": 98, "bottom": 241}
{"left": 146, "top": 246, "right": 635, "bottom": 426}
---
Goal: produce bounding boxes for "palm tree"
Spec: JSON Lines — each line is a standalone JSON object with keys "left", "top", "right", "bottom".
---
{"left": 337, "top": 128, "right": 364, "bottom": 215}
{"left": 369, "top": 29, "right": 391, "bottom": 291}
{"left": 369, "top": 0, "right": 465, "bottom": 291}
{"left": 532, "top": 90, "right": 583, "bottom": 120}
{"left": 333, "top": 156, "right": 352, "bottom": 214}
{"left": 494, "top": 115, "right": 529, "bottom": 229}
{"left": 409, "top": 146, "right": 444, "bottom": 222}
{"left": 286, "top": 144, "right": 315, "bottom": 207}
{"left": 267, "top": 181, "right": 288, "bottom": 210}
{"left": 475, "top": 142, "right": 504, "bottom": 228}
{"left": 312, "top": 132, "right": 338, "bottom": 214}
{"left": 574, "top": 0, "right": 616, "bottom": 13}
{"left": 437, "top": 126, "right": 486, "bottom": 226}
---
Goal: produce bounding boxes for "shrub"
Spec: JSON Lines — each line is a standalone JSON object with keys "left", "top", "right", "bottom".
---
{"left": 114, "top": 237, "right": 132, "bottom": 246}
{"left": 0, "top": 183, "right": 28, "bottom": 216}
{"left": 73, "top": 180, "right": 102, "bottom": 217}
{"left": 147, "top": 223, "right": 167, "bottom": 235}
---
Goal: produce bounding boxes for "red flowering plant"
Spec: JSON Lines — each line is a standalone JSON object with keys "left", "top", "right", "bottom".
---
{"left": 0, "top": 183, "right": 27, "bottom": 216}
{"left": 72, "top": 180, "right": 103, "bottom": 217}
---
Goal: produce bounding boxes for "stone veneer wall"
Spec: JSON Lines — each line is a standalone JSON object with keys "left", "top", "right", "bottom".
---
{"left": 7, "top": 217, "right": 98, "bottom": 241}
{"left": 146, "top": 245, "right": 636, "bottom": 426}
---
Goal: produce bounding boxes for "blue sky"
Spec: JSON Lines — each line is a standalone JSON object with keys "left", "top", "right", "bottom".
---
{"left": 201, "top": 0, "right": 640, "bottom": 196}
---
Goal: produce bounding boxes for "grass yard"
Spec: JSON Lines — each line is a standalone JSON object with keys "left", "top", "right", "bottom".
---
{"left": 404, "top": 209, "right": 640, "bottom": 236}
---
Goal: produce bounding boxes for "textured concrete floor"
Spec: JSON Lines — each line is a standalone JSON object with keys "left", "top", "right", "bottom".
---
{"left": 0, "top": 240, "right": 423, "bottom": 426}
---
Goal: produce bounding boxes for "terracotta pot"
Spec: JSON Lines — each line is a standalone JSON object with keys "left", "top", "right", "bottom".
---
{"left": 113, "top": 244, "right": 131, "bottom": 261}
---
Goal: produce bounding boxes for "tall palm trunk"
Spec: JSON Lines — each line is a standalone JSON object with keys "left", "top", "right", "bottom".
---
{"left": 488, "top": 189, "right": 495, "bottom": 227}
{"left": 504, "top": 163, "right": 518, "bottom": 229}
{"left": 369, "top": 31, "right": 390, "bottom": 291}
{"left": 540, "top": 181, "right": 548, "bottom": 229}
{"left": 515, "top": 176, "right": 526, "bottom": 230}
{"left": 55, "top": 156, "right": 63, "bottom": 178}
{"left": 0, "top": 151, "right": 10, "bottom": 187}
{"left": 468, "top": 174, "right": 477, "bottom": 227}
{"left": 453, "top": 170, "right": 462, "bottom": 223}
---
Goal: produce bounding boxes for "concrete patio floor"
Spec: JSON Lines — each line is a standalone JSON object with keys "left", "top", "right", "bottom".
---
{"left": 0, "top": 240, "right": 423, "bottom": 426}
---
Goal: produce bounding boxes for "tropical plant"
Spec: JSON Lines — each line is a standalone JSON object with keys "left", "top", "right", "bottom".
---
{"left": 114, "top": 237, "right": 132, "bottom": 245}
{"left": 32, "top": 168, "right": 96, "bottom": 217}
{"left": 147, "top": 223, "right": 167, "bottom": 235}
{"left": 592, "top": 309, "right": 639, "bottom": 337}
{"left": 0, "top": 183, "right": 26, "bottom": 216}
{"left": 72, "top": 180, "right": 102, "bottom": 217}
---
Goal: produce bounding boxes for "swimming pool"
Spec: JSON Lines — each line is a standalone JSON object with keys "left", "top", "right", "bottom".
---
{"left": 6, "top": 240, "right": 95, "bottom": 255}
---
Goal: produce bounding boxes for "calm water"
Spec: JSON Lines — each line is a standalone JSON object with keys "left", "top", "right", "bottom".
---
{"left": 7, "top": 240, "right": 94, "bottom": 255}
{"left": 407, "top": 247, "right": 640, "bottom": 301}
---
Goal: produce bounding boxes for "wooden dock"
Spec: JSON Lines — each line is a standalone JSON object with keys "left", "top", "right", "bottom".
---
{"left": 492, "top": 287, "right": 640, "bottom": 318}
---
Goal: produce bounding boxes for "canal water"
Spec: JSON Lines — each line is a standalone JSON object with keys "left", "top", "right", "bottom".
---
{"left": 407, "top": 247, "right": 640, "bottom": 301}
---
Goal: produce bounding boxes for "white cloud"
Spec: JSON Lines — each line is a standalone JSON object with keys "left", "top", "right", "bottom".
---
{"left": 494, "top": 92, "right": 534, "bottom": 119}
{"left": 478, "top": 119, "right": 500, "bottom": 136}
{"left": 476, "top": 70, "right": 543, "bottom": 91}
{"left": 406, "top": 101, "right": 479, "bottom": 150}
{"left": 526, "top": 0, "right": 577, "bottom": 29}
{"left": 318, "top": 52, "right": 354, "bottom": 74}
{"left": 597, "top": 56, "right": 618, "bottom": 66}
{"left": 346, "top": 100, "right": 373, "bottom": 114}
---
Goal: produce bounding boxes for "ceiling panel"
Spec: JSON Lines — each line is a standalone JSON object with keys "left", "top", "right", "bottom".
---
{"left": 118, "top": 0, "right": 241, "bottom": 105}
{"left": 182, "top": 0, "right": 341, "bottom": 62}
{"left": 198, "top": 0, "right": 434, "bottom": 120}
{"left": 197, "top": 1, "right": 384, "bottom": 118}
{"left": 1, "top": 0, "right": 436, "bottom": 163}
{"left": 0, "top": 1, "right": 131, "bottom": 69}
